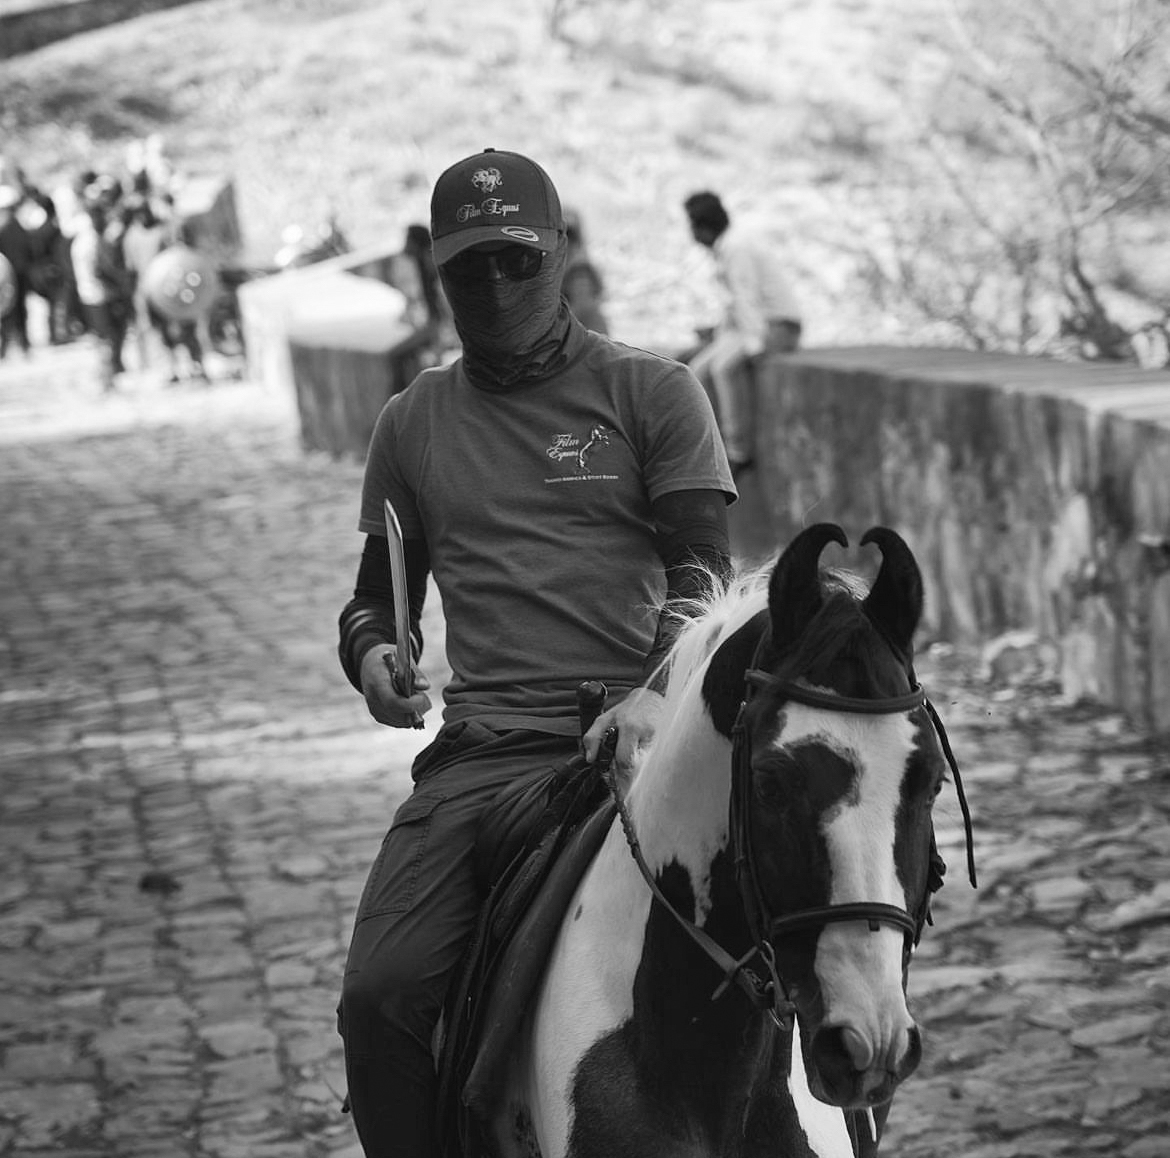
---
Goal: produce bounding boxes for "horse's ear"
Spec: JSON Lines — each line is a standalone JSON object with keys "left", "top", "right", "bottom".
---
{"left": 768, "top": 523, "right": 848, "bottom": 652}
{"left": 860, "top": 527, "right": 923, "bottom": 655}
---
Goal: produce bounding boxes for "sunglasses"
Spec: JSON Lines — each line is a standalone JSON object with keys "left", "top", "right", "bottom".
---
{"left": 444, "top": 245, "right": 546, "bottom": 282}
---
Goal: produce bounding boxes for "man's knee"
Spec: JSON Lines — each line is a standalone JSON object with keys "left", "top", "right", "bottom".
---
{"left": 344, "top": 958, "right": 418, "bottom": 1022}
{"left": 340, "top": 940, "right": 442, "bottom": 1050}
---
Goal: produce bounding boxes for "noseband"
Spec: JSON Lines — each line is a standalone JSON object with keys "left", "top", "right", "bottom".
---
{"left": 602, "top": 641, "right": 977, "bottom": 1031}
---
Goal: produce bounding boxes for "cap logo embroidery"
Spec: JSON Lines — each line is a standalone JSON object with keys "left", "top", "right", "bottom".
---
{"left": 482, "top": 199, "right": 520, "bottom": 217}
{"left": 456, "top": 203, "right": 482, "bottom": 223}
{"left": 472, "top": 167, "right": 503, "bottom": 193}
{"left": 501, "top": 225, "right": 540, "bottom": 242}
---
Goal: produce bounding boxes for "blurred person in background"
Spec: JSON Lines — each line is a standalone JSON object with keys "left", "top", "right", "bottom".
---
{"left": 0, "top": 180, "right": 34, "bottom": 359}
{"left": 562, "top": 206, "right": 609, "bottom": 334}
{"left": 70, "top": 179, "right": 133, "bottom": 392}
{"left": 124, "top": 196, "right": 207, "bottom": 383}
{"left": 121, "top": 193, "right": 166, "bottom": 370}
{"left": 21, "top": 182, "right": 75, "bottom": 346}
{"left": 400, "top": 222, "right": 455, "bottom": 364}
{"left": 49, "top": 178, "right": 91, "bottom": 342}
{"left": 683, "top": 189, "right": 802, "bottom": 477}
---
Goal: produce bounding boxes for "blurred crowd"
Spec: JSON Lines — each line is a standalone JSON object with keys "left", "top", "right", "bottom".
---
{"left": 2, "top": 140, "right": 804, "bottom": 473}
{"left": 0, "top": 136, "right": 214, "bottom": 391}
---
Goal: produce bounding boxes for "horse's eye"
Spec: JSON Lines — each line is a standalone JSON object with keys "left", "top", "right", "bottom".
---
{"left": 754, "top": 750, "right": 799, "bottom": 803}
{"left": 754, "top": 769, "right": 783, "bottom": 803}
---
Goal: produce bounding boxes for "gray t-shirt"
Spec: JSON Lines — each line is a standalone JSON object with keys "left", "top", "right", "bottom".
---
{"left": 359, "top": 327, "right": 735, "bottom": 734}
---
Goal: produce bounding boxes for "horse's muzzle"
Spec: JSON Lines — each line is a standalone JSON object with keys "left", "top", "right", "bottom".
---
{"left": 807, "top": 1021, "right": 923, "bottom": 1108}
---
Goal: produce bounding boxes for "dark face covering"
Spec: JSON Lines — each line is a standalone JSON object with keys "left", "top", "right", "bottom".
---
{"left": 439, "top": 235, "right": 577, "bottom": 392}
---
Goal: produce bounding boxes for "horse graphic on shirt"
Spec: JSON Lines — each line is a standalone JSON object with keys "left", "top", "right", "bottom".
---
{"left": 576, "top": 425, "right": 610, "bottom": 470}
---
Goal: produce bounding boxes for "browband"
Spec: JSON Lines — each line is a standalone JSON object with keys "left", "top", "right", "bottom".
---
{"left": 745, "top": 670, "right": 927, "bottom": 716}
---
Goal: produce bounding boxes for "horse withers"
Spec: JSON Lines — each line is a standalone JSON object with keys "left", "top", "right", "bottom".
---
{"left": 468, "top": 524, "right": 972, "bottom": 1158}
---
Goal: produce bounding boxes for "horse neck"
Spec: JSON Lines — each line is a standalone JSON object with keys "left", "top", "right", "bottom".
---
{"left": 620, "top": 704, "right": 818, "bottom": 1144}
{"left": 625, "top": 676, "right": 735, "bottom": 930}
{"left": 624, "top": 664, "right": 765, "bottom": 1012}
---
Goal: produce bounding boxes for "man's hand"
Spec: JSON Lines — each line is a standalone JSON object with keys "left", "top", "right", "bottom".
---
{"left": 359, "top": 644, "right": 432, "bottom": 728}
{"left": 582, "top": 686, "right": 665, "bottom": 783}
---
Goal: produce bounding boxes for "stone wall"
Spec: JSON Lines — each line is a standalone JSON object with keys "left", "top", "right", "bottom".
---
{"left": 0, "top": 0, "right": 197, "bottom": 58}
{"left": 746, "top": 347, "right": 1170, "bottom": 732}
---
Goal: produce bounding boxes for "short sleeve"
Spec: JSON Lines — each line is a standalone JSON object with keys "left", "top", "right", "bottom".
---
{"left": 639, "top": 361, "right": 737, "bottom": 504}
{"left": 357, "top": 395, "right": 425, "bottom": 538}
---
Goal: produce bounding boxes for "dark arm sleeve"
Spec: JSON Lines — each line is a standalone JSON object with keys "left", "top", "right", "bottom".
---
{"left": 641, "top": 488, "right": 734, "bottom": 685}
{"left": 337, "top": 534, "right": 431, "bottom": 692}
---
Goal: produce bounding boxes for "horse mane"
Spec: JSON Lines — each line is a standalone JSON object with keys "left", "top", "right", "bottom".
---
{"left": 652, "top": 558, "right": 772, "bottom": 716}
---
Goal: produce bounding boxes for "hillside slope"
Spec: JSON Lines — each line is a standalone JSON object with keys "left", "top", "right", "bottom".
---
{"left": 1, "top": 0, "right": 944, "bottom": 346}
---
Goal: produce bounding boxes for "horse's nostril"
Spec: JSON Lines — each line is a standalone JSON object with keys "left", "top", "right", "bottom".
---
{"left": 840, "top": 1025, "right": 874, "bottom": 1071}
{"left": 897, "top": 1024, "right": 923, "bottom": 1079}
{"left": 811, "top": 1025, "right": 871, "bottom": 1078}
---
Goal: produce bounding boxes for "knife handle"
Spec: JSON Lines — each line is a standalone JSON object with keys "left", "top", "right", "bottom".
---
{"left": 385, "top": 650, "right": 413, "bottom": 698}
{"left": 383, "top": 652, "right": 425, "bottom": 729}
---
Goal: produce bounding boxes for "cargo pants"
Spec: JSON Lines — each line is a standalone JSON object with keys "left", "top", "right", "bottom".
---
{"left": 338, "top": 721, "right": 579, "bottom": 1158}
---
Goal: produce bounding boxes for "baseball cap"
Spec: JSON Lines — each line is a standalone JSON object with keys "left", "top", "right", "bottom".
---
{"left": 430, "top": 148, "right": 563, "bottom": 266}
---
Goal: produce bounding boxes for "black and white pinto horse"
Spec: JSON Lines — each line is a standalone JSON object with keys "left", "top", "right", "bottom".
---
{"left": 491, "top": 524, "right": 971, "bottom": 1157}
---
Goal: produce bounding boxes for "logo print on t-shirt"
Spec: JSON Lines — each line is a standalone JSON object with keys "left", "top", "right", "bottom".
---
{"left": 545, "top": 424, "right": 616, "bottom": 481}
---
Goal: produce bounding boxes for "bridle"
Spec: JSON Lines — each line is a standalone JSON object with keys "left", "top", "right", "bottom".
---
{"left": 601, "top": 636, "right": 977, "bottom": 1031}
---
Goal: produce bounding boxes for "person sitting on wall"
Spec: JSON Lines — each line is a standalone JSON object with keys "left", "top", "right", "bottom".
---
{"left": 683, "top": 190, "right": 802, "bottom": 478}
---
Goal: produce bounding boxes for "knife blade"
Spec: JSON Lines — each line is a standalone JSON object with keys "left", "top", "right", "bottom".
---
{"left": 382, "top": 497, "right": 424, "bottom": 728}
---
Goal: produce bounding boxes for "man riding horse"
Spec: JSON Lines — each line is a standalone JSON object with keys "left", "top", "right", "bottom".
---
{"left": 336, "top": 147, "right": 737, "bottom": 1158}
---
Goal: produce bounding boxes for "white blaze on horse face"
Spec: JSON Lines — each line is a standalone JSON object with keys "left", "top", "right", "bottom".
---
{"left": 778, "top": 706, "right": 917, "bottom": 1053}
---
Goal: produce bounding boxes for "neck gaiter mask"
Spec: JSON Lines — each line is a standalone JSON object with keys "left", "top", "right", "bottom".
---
{"left": 440, "top": 236, "right": 575, "bottom": 392}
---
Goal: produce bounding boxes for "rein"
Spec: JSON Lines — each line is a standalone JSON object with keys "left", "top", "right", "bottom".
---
{"left": 601, "top": 649, "right": 977, "bottom": 1032}
{"left": 601, "top": 746, "right": 790, "bottom": 1020}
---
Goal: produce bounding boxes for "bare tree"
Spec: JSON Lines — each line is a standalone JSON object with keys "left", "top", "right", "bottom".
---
{"left": 863, "top": 0, "right": 1170, "bottom": 361}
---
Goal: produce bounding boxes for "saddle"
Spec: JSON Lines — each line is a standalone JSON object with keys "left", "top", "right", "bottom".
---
{"left": 434, "top": 732, "right": 618, "bottom": 1158}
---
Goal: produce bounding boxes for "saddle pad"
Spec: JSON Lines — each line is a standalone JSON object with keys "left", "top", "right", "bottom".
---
{"left": 437, "top": 792, "right": 617, "bottom": 1156}
{"left": 465, "top": 798, "right": 616, "bottom": 1102}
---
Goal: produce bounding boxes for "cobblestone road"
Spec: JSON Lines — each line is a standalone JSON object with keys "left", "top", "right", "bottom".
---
{"left": 1, "top": 347, "right": 1167, "bottom": 1157}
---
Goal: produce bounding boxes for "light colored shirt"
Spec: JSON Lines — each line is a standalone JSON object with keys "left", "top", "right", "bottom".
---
{"left": 70, "top": 218, "right": 105, "bottom": 306}
{"left": 713, "top": 220, "right": 801, "bottom": 355}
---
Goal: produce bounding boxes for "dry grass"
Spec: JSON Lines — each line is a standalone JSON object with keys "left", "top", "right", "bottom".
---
{"left": 1, "top": 0, "right": 950, "bottom": 346}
